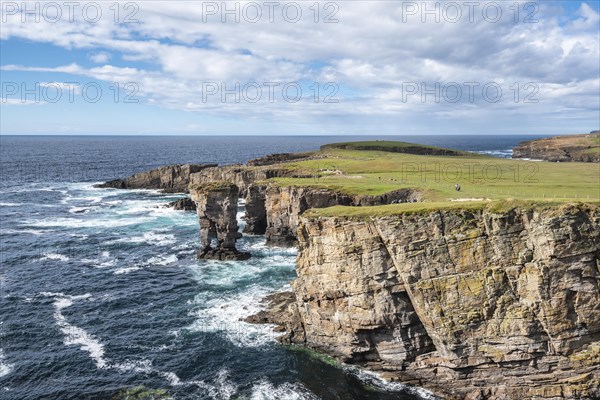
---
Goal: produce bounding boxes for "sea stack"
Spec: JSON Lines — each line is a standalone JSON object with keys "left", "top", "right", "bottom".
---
{"left": 190, "top": 181, "right": 250, "bottom": 261}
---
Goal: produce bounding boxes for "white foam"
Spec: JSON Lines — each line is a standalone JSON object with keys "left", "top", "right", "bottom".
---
{"left": 39, "top": 292, "right": 187, "bottom": 380}
{"left": 111, "top": 230, "right": 177, "bottom": 246}
{"left": 113, "top": 266, "right": 142, "bottom": 275}
{"left": 41, "top": 253, "right": 70, "bottom": 262}
{"left": 0, "top": 202, "right": 21, "bottom": 207}
{"left": 41, "top": 292, "right": 107, "bottom": 369}
{"left": 472, "top": 149, "right": 513, "bottom": 159}
{"left": 69, "top": 233, "right": 90, "bottom": 240}
{"left": 1, "top": 228, "right": 49, "bottom": 236}
{"left": 113, "top": 359, "right": 153, "bottom": 374}
{"left": 145, "top": 254, "right": 178, "bottom": 266}
{"left": 250, "top": 380, "right": 319, "bottom": 400}
{"left": 194, "top": 369, "right": 238, "bottom": 399}
{"left": 0, "top": 349, "right": 13, "bottom": 378}
{"left": 81, "top": 251, "right": 117, "bottom": 268}
{"left": 25, "top": 216, "right": 154, "bottom": 229}
{"left": 68, "top": 206, "right": 100, "bottom": 214}
{"left": 188, "top": 284, "right": 280, "bottom": 348}
{"left": 346, "top": 366, "right": 439, "bottom": 400}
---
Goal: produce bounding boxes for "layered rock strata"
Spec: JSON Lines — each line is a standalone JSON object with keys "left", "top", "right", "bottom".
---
{"left": 190, "top": 182, "right": 250, "bottom": 261}
{"left": 252, "top": 203, "right": 600, "bottom": 399}
{"left": 96, "top": 163, "right": 217, "bottom": 192}
{"left": 264, "top": 186, "right": 423, "bottom": 246}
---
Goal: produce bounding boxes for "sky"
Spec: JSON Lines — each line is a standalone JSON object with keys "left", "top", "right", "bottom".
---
{"left": 1, "top": 0, "right": 599, "bottom": 136}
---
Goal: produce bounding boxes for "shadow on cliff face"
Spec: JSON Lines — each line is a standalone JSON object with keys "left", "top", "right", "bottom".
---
{"left": 290, "top": 349, "right": 434, "bottom": 400}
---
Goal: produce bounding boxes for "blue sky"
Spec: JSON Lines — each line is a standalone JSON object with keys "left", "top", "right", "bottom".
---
{"left": 1, "top": 1, "right": 599, "bottom": 135}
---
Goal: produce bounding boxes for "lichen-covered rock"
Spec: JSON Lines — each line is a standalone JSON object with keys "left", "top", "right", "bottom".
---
{"left": 265, "top": 186, "right": 353, "bottom": 246}
{"left": 96, "top": 164, "right": 217, "bottom": 192}
{"left": 293, "top": 218, "right": 435, "bottom": 367}
{"left": 264, "top": 186, "right": 423, "bottom": 246}
{"left": 190, "top": 182, "right": 250, "bottom": 261}
{"left": 269, "top": 203, "right": 600, "bottom": 399}
{"left": 189, "top": 165, "right": 294, "bottom": 197}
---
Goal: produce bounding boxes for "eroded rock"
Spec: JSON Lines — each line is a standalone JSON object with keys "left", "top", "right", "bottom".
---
{"left": 190, "top": 181, "right": 250, "bottom": 261}
{"left": 96, "top": 163, "right": 217, "bottom": 192}
{"left": 166, "top": 198, "right": 196, "bottom": 211}
{"left": 254, "top": 203, "right": 600, "bottom": 399}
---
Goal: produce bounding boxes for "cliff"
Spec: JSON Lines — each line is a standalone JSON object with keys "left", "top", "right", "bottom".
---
{"left": 513, "top": 133, "right": 600, "bottom": 163}
{"left": 96, "top": 140, "right": 600, "bottom": 398}
{"left": 96, "top": 163, "right": 217, "bottom": 192}
{"left": 254, "top": 202, "right": 600, "bottom": 399}
{"left": 321, "top": 140, "right": 471, "bottom": 157}
{"left": 263, "top": 186, "right": 423, "bottom": 245}
{"left": 190, "top": 181, "right": 250, "bottom": 261}
{"left": 188, "top": 164, "right": 424, "bottom": 245}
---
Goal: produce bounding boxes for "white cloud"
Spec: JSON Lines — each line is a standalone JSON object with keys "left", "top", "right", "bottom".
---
{"left": 89, "top": 52, "right": 111, "bottom": 63}
{"left": 0, "top": 1, "right": 598, "bottom": 129}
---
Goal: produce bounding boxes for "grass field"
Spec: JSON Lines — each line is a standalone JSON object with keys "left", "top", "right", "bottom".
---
{"left": 262, "top": 143, "right": 599, "bottom": 215}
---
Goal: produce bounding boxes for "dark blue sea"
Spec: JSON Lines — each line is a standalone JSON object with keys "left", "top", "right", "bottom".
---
{"left": 0, "top": 135, "right": 545, "bottom": 400}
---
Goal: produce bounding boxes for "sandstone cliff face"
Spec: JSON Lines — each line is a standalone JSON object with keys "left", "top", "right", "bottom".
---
{"left": 189, "top": 165, "right": 298, "bottom": 197}
{"left": 96, "top": 164, "right": 217, "bottom": 192}
{"left": 190, "top": 182, "right": 250, "bottom": 261}
{"left": 264, "top": 186, "right": 423, "bottom": 245}
{"left": 279, "top": 204, "right": 600, "bottom": 399}
{"left": 265, "top": 186, "right": 353, "bottom": 246}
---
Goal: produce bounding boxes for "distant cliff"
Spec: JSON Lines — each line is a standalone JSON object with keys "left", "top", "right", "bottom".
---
{"left": 513, "top": 133, "right": 600, "bottom": 163}
{"left": 254, "top": 202, "right": 600, "bottom": 399}
{"left": 95, "top": 163, "right": 217, "bottom": 193}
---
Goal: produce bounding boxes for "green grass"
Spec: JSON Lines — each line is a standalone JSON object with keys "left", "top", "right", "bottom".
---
{"left": 320, "top": 140, "right": 471, "bottom": 156}
{"left": 306, "top": 200, "right": 600, "bottom": 219}
{"left": 189, "top": 180, "right": 236, "bottom": 192}
{"left": 268, "top": 147, "right": 600, "bottom": 203}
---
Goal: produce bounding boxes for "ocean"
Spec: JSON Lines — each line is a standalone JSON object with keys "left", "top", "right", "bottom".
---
{"left": 0, "top": 135, "right": 545, "bottom": 400}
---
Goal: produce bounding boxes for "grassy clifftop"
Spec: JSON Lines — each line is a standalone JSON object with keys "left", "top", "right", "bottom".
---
{"left": 321, "top": 140, "right": 471, "bottom": 156}
{"left": 253, "top": 140, "right": 600, "bottom": 215}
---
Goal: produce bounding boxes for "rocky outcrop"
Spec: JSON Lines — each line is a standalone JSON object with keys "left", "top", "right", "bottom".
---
{"left": 190, "top": 182, "right": 250, "bottom": 261}
{"left": 188, "top": 164, "right": 424, "bottom": 245}
{"left": 321, "top": 141, "right": 468, "bottom": 157}
{"left": 264, "top": 186, "right": 423, "bottom": 246}
{"left": 166, "top": 198, "right": 196, "bottom": 211}
{"left": 265, "top": 186, "right": 353, "bottom": 246}
{"left": 96, "top": 164, "right": 217, "bottom": 192}
{"left": 254, "top": 203, "right": 600, "bottom": 399}
{"left": 513, "top": 133, "right": 600, "bottom": 162}
{"left": 190, "top": 166, "right": 262, "bottom": 197}
{"left": 247, "top": 152, "right": 314, "bottom": 166}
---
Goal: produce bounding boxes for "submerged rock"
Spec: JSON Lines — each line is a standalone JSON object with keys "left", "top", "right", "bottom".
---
{"left": 166, "top": 198, "right": 196, "bottom": 211}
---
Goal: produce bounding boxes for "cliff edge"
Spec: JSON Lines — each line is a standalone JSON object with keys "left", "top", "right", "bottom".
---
{"left": 253, "top": 202, "right": 600, "bottom": 399}
{"left": 512, "top": 133, "right": 600, "bottom": 163}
